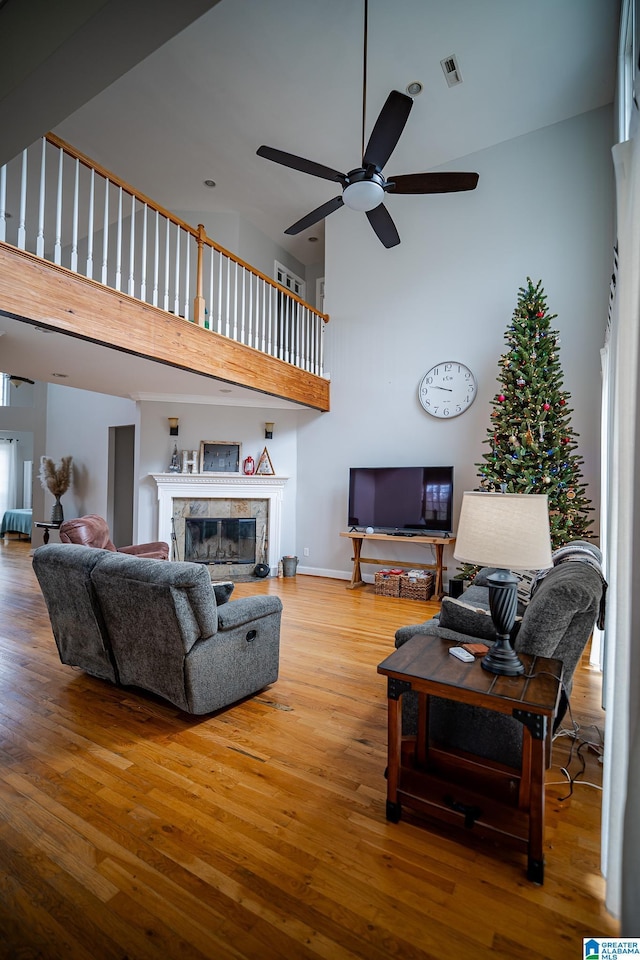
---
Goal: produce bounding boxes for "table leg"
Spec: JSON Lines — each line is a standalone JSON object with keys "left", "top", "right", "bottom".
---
{"left": 434, "top": 543, "right": 445, "bottom": 599}
{"left": 43, "top": 528, "right": 50, "bottom": 544}
{"left": 527, "top": 729, "right": 546, "bottom": 884}
{"left": 386, "top": 693, "right": 402, "bottom": 823}
{"left": 347, "top": 536, "right": 365, "bottom": 589}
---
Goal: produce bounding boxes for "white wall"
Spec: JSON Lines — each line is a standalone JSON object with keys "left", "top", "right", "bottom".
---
{"left": 42, "top": 384, "right": 137, "bottom": 538}
{"left": 135, "top": 400, "right": 299, "bottom": 554}
{"left": 175, "top": 208, "right": 309, "bottom": 286}
{"left": 296, "top": 107, "right": 614, "bottom": 584}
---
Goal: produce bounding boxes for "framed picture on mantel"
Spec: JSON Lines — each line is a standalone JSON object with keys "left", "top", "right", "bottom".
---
{"left": 199, "top": 441, "right": 241, "bottom": 474}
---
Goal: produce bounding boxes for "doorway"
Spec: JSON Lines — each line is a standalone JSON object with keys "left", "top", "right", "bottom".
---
{"left": 108, "top": 424, "right": 135, "bottom": 547}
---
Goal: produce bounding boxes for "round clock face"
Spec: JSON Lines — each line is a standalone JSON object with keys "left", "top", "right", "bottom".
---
{"left": 418, "top": 362, "right": 477, "bottom": 419}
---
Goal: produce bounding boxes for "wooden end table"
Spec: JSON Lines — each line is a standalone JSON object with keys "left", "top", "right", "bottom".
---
{"left": 34, "top": 521, "right": 61, "bottom": 544}
{"left": 377, "top": 633, "right": 562, "bottom": 883}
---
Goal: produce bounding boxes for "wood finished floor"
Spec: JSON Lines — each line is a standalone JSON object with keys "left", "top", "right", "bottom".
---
{"left": 0, "top": 539, "right": 619, "bottom": 959}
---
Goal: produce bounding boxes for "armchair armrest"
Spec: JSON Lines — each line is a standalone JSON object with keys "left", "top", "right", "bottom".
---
{"left": 118, "top": 541, "right": 169, "bottom": 560}
{"left": 217, "top": 595, "right": 282, "bottom": 631}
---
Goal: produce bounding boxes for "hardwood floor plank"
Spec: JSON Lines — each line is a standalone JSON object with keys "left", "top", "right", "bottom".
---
{"left": 0, "top": 541, "right": 619, "bottom": 958}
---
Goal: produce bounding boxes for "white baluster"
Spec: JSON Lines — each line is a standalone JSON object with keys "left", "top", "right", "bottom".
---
{"left": 128, "top": 193, "right": 136, "bottom": 296}
{"left": 225, "top": 257, "right": 230, "bottom": 337}
{"left": 217, "top": 249, "right": 223, "bottom": 333}
{"left": 101, "top": 178, "right": 109, "bottom": 284}
{"left": 86, "top": 168, "right": 94, "bottom": 278}
{"left": 183, "top": 234, "right": 190, "bottom": 321}
{"left": 36, "top": 138, "right": 46, "bottom": 258}
{"left": 174, "top": 226, "right": 180, "bottom": 315}
{"left": 240, "top": 266, "right": 246, "bottom": 343}
{"left": 163, "top": 216, "right": 170, "bottom": 310}
{"left": 152, "top": 209, "right": 159, "bottom": 306}
{"left": 0, "top": 163, "right": 7, "bottom": 242}
{"left": 71, "top": 158, "right": 79, "bottom": 271}
{"left": 208, "top": 245, "right": 214, "bottom": 330}
{"left": 140, "top": 204, "right": 147, "bottom": 302}
{"left": 249, "top": 274, "right": 255, "bottom": 349}
{"left": 232, "top": 260, "right": 238, "bottom": 340}
{"left": 18, "top": 149, "right": 27, "bottom": 250}
{"left": 54, "top": 146, "right": 64, "bottom": 265}
{"left": 115, "top": 186, "right": 123, "bottom": 290}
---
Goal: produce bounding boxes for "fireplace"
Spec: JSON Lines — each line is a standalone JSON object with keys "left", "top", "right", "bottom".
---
{"left": 185, "top": 518, "right": 257, "bottom": 565}
{"left": 152, "top": 474, "right": 288, "bottom": 579}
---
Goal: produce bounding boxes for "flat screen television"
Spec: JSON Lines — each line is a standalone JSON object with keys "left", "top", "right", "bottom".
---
{"left": 348, "top": 466, "right": 454, "bottom": 535}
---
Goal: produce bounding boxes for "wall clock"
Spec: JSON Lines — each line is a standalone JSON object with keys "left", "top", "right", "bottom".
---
{"left": 418, "top": 361, "right": 477, "bottom": 419}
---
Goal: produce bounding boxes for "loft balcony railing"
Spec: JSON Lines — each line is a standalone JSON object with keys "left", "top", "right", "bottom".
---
{"left": 0, "top": 134, "right": 328, "bottom": 377}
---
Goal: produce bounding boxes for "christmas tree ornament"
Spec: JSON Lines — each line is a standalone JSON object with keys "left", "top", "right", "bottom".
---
{"left": 498, "top": 394, "right": 505, "bottom": 402}
{"left": 525, "top": 426, "right": 534, "bottom": 444}
{"left": 516, "top": 377, "right": 525, "bottom": 386}
{"left": 543, "top": 402, "right": 551, "bottom": 411}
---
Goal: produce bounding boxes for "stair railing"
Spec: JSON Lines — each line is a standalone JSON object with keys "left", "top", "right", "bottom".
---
{"left": 0, "top": 134, "right": 328, "bottom": 376}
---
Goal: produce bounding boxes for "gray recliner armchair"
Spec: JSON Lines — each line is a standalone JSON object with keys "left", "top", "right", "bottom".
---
{"left": 394, "top": 542, "right": 606, "bottom": 769}
{"left": 33, "top": 543, "right": 282, "bottom": 715}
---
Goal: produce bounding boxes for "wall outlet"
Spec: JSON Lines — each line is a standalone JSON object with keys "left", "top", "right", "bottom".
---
{"left": 303, "top": 547, "right": 309, "bottom": 556}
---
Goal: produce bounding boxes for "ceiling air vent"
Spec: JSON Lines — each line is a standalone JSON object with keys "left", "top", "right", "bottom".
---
{"left": 440, "top": 54, "right": 463, "bottom": 87}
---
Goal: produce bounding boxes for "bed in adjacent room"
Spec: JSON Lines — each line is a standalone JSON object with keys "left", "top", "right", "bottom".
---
{"left": 0, "top": 508, "right": 32, "bottom": 538}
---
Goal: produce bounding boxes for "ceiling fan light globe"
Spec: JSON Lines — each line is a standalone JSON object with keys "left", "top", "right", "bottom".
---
{"left": 342, "top": 179, "right": 384, "bottom": 211}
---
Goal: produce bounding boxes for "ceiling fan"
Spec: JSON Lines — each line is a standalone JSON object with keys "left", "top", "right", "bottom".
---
{"left": 256, "top": 6, "right": 479, "bottom": 248}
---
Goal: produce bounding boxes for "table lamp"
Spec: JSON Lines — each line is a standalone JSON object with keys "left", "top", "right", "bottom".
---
{"left": 453, "top": 492, "right": 553, "bottom": 676}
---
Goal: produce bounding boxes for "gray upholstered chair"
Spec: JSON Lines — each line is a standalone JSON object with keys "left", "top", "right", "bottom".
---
{"left": 394, "top": 545, "right": 606, "bottom": 769}
{"left": 33, "top": 543, "right": 282, "bottom": 715}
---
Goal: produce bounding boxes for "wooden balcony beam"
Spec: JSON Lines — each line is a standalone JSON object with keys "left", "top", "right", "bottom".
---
{"left": 0, "top": 243, "right": 330, "bottom": 411}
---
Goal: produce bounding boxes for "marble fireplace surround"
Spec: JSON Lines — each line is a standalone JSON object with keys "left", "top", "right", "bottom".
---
{"left": 151, "top": 474, "right": 288, "bottom": 576}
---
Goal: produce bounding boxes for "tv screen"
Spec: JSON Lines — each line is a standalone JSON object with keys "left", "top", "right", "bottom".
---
{"left": 348, "top": 466, "right": 454, "bottom": 534}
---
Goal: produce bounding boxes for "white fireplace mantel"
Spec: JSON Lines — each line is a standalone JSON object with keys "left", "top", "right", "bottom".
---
{"left": 151, "top": 473, "right": 289, "bottom": 573}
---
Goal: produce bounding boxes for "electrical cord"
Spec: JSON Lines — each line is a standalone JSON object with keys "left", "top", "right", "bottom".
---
{"left": 501, "top": 669, "right": 605, "bottom": 799}
{"left": 548, "top": 699, "right": 604, "bottom": 799}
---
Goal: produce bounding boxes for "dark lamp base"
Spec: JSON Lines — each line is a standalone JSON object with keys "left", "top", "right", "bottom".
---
{"left": 484, "top": 569, "right": 525, "bottom": 676}
{"left": 481, "top": 639, "right": 525, "bottom": 676}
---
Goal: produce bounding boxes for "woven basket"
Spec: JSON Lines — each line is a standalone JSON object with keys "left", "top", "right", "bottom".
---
{"left": 399, "top": 573, "right": 434, "bottom": 601}
{"left": 374, "top": 572, "right": 402, "bottom": 597}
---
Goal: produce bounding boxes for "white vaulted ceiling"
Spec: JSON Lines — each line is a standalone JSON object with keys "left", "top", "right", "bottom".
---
{"left": 52, "top": 0, "right": 619, "bottom": 267}
{"left": 0, "top": 0, "right": 620, "bottom": 402}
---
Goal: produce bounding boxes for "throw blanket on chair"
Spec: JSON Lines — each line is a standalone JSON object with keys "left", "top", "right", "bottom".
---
{"left": 531, "top": 540, "right": 607, "bottom": 630}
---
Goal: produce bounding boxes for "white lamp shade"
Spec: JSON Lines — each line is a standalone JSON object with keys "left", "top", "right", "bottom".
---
{"left": 453, "top": 492, "right": 553, "bottom": 571}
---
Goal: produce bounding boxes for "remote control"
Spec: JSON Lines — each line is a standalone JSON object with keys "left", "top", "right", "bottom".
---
{"left": 449, "top": 646, "right": 475, "bottom": 663}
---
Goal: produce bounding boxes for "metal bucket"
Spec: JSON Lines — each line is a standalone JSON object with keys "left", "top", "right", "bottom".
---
{"left": 282, "top": 555, "right": 298, "bottom": 577}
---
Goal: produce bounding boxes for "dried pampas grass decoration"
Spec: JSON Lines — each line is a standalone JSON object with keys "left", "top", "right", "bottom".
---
{"left": 39, "top": 455, "right": 73, "bottom": 497}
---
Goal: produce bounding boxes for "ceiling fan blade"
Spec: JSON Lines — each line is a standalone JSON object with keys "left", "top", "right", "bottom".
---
{"left": 257, "top": 145, "right": 346, "bottom": 184}
{"left": 366, "top": 203, "right": 400, "bottom": 248}
{"left": 387, "top": 172, "right": 480, "bottom": 194}
{"left": 362, "top": 90, "right": 413, "bottom": 171}
{"left": 284, "top": 196, "right": 344, "bottom": 235}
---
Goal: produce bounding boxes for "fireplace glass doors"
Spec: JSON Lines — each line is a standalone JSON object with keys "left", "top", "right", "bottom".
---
{"left": 185, "top": 518, "right": 257, "bottom": 565}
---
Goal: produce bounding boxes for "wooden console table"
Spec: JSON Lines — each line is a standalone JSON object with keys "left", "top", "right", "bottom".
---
{"left": 378, "top": 633, "right": 562, "bottom": 883}
{"left": 340, "top": 530, "right": 454, "bottom": 600}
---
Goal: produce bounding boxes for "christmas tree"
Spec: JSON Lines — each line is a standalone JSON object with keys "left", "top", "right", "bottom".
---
{"left": 459, "top": 278, "right": 593, "bottom": 578}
